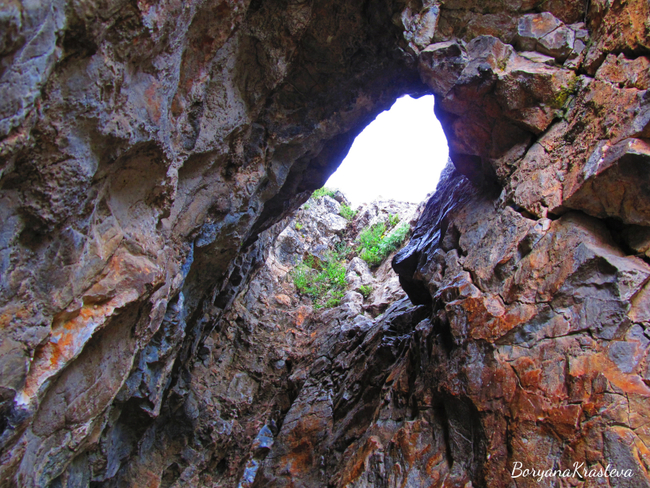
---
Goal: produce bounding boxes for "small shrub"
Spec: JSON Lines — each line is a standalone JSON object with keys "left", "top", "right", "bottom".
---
{"left": 334, "top": 241, "right": 351, "bottom": 257}
{"left": 357, "top": 221, "right": 386, "bottom": 266}
{"left": 360, "top": 247, "right": 382, "bottom": 267}
{"left": 292, "top": 262, "right": 312, "bottom": 295}
{"left": 358, "top": 221, "right": 386, "bottom": 251}
{"left": 388, "top": 213, "right": 400, "bottom": 228}
{"left": 324, "top": 290, "right": 345, "bottom": 308}
{"left": 340, "top": 204, "right": 356, "bottom": 221}
{"left": 380, "top": 222, "right": 410, "bottom": 255}
{"left": 322, "top": 255, "right": 347, "bottom": 288}
{"left": 357, "top": 221, "right": 410, "bottom": 267}
{"left": 291, "top": 252, "right": 347, "bottom": 308}
{"left": 295, "top": 222, "right": 303, "bottom": 230}
{"left": 312, "top": 187, "right": 336, "bottom": 199}
{"left": 359, "top": 284, "right": 372, "bottom": 298}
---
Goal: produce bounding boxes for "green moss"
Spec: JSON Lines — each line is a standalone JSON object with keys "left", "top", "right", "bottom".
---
{"left": 551, "top": 75, "right": 579, "bottom": 109}
{"left": 295, "top": 222, "right": 303, "bottom": 230}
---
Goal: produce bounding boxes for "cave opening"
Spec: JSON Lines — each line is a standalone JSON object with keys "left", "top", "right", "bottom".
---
{"left": 324, "top": 94, "right": 449, "bottom": 208}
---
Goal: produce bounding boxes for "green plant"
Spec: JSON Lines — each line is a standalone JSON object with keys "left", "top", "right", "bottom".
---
{"left": 312, "top": 187, "right": 336, "bottom": 199}
{"left": 382, "top": 222, "right": 410, "bottom": 252}
{"left": 334, "top": 241, "right": 352, "bottom": 258}
{"left": 357, "top": 221, "right": 385, "bottom": 266}
{"left": 339, "top": 204, "right": 357, "bottom": 221}
{"left": 388, "top": 213, "right": 400, "bottom": 228}
{"left": 292, "top": 263, "right": 311, "bottom": 294}
{"left": 359, "top": 284, "right": 372, "bottom": 298}
{"left": 324, "top": 290, "right": 345, "bottom": 308}
{"left": 357, "top": 221, "right": 410, "bottom": 267}
{"left": 358, "top": 221, "right": 386, "bottom": 250}
{"left": 360, "top": 248, "right": 382, "bottom": 267}
{"left": 295, "top": 222, "right": 303, "bottom": 230}
{"left": 302, "top": 203, "right": 311, "bottom": 210}
{"left": 322, "top": 254, "right": 347, "bottom": 288}
{"left": 291, "top": 252, "right": 348, "bottom": 308}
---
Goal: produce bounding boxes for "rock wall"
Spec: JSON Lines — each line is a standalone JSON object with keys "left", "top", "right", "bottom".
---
{"left": 0, "top": 1, "right": 424, "bottom": 485}
{"left": 143, "top": 193, "right": 421, "bottom": 487}
{"left": 0, "top": 0, "right": 648, "bottom": 486}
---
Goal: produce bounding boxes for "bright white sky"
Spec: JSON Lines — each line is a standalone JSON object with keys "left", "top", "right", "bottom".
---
{"left": 325, "top": 94, "right": 449, "bottom": 208}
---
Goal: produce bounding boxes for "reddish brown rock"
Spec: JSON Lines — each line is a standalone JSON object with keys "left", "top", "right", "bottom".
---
{"left": 584, "top": 0, "right": 650, "bottom": 74}
{"left": 394, "top": 166, "right": 650, "bottom": 487}
{"left": 516, "top": 13, "right": 564, "bottom": 52}
{"left": 596, "top": 53, "right": 650, "bottom": 90}
{"left": 541, "top": 0, "right": 586, "bottom": 24}
{"left": 562, "top": 138, "right": 650, "bottom": 225}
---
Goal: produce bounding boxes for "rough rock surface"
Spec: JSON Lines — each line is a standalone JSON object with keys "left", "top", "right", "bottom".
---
{"left": 0, "top": 0, "right": 649, "bottom": 486}
{"left": 392, "top": 164, "right": 650, "bottom": 487}
{"left": 107, "top": 192, "right": 418, "bottom": 488}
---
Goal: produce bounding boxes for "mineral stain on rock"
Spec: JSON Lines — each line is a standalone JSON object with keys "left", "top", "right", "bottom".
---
{"left": 0, "top": 0, "right": 649, "bottom": 486}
